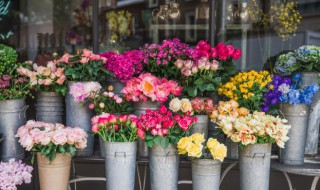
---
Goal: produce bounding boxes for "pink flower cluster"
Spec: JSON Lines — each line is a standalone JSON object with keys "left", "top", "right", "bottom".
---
{"left": 91, "top": 113, "right": 137, "bottom": 133}
{"left": 135, "top": 105, "right": 197, "bottom": 139}
{"left": 175, "top": 57, "right": 220, "bottom": 77}
{"left": 141, "top": 38, "right": 192, "bottom": 65}
{"left": 191, "top": 97, "right": 215, "bottom": 114}
{"left": 17, "top": 61, "right": 66, "bottom": 86}
{"left": 0, "top": 75, "right": 11, "bottom": 88}
{"left": 121, "top": 73, "right": 182, "bottom": 102}
{"left": 0, "top": 159, "right": 33, "bottom": 190}
{"left": 16, "top": 120, "right": 88, "bottom": 151}
{"left": 191, "top": 41, "right": 242, "bottom": 61}
{"left": 59, "top": 49, "right": 107, "bottom": 64}
{"left": 70, "top": 82, "right": 102, "bottom": 102}
{"left": 99, "top": 50, "right": 144, "bottom": 82}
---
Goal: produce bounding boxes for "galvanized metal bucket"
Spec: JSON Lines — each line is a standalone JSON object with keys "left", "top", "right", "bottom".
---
{"left": 36, "top": 92, "right": 64, "bottom": 124}
{"left": 279, "top": 103, "right": 309, "bottom": 165}
{"left": 0, "top": 98, "right": 27, "bottom": 161}
{"left": 66, "top": 81, "right": 95, "bottom": 157}
{"left": 225, "top": 138, "right": 239, "bottom": 160}
{"left": 239, "top": 143, "right": 272, "bottom": 190}
{"left": 106, "top": 77, "right": 125, "bottom": 94}
{"left": 150, "top": 144, "right": 179, "bottom": 190}
{"left": 301, "top": 72, "right": 320, "bottom": 155}
{"left": 192, "top": 159, "right": 221, "bottom": 190}
{"left": 190, "top": 115, "right": 209, "bottom": 140}
{"left": 134, "top": 101, "right": 161, "bottom": 158}
{"left": 104, "top": 141, "right": 137, "bottom": 190}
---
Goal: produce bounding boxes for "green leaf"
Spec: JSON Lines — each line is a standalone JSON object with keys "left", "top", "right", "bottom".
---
{"left": 67, "top": 145, "right": 77, "bottom": 157}
{"left": 194, "top": 78, "right": 204, "bottom": 85}
{"left": 145, "top": 140, "right": 154, "bottom": 147}
{"left": 59, "top": 145, "right": 66, "bottom": 155}
{"left": 187, "top": 87, "right": 198, "bottom": 97}
{"left": 160, "top": 137, "right": 170, "bottom": 149}
{"left": 206, "top": 83, "right": 215, "bottom": 91}
{"left": 146, "top": 134, "right": 154, "bottom": 140}
{"left": 48, "top": 151, "right": 57, "bottom": 161}
{"left": 64, "top": 68, "right": 75, "bottom": 75}
{"left": 154, "top": 136, "right": 162, "bottom": 145}
{"left": 199, "top": 84, "right": 206, "bottom": 91}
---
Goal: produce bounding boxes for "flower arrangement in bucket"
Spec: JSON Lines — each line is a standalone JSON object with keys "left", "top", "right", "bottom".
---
{"left": 274, "top": 45, "right": 320, "bottom": 75}
{"left": 17, "top": 60, "right": 67, "bottom": 94}
{"left": 0, "top": 45, "right": 31, "bottom": 100}
{"left": 0, "top": 159, "right": 33, "bottom": 190}
{"left": 57, "top": 49, "right": 110, "bottom": 82}
{"left": 121, "top": 72, "right": 182, "bottom": 103}
{"left": 16, "top": 121, "right": 87, "bottom": 190}
{"left": 218, "top": 70, "right": 272, "bottom": 112}
{"left": 91, "top": 113, "right": 138, "bottom": 190}
{"left": 177, "top": 133, "right": 227, "bottom": 190}
{"left": 70, "top": 82, "right": 132, "bottom": 114}
{"left": 175, "top": 41, "right": 241, "bottom": 97}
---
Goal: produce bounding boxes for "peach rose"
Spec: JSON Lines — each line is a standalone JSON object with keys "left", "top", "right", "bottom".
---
{"left": 180, "top": 98, "right": 193, "bottom": 113}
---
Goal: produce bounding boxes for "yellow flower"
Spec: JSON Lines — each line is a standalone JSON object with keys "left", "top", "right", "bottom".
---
{"left": 206, "top": 138, "right": 219, "bottom": 150}
{"left": 186, "top": 142, "right": 203, "bottom": 158}
{"left": 180, "top": 98, "right": 193, "bottom": 113}
{"left": 177, "top": 137, "right": 192, "bottom": 155}
{"left": 210, "top": 143, "right": 227, "bottom": 162}
{"left": 191, "top": 133, "right": 205, "bottom": 144}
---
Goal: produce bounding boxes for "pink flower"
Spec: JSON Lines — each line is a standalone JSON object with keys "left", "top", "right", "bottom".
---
{"left": 137, "top": 128, "right": 146, "bottom": 140}
{"left": 211, "top": 60, "right": 219, "bottom": 71}
{"left": 177, "top": 119, "right": 189, "bottom": 131}
{"left": 70, "top": 83, "right": 87, "bottom": 102}
{"left": 184, "top": 60, "right": 194, "bottom": 69}
{"left": 211, "top": 48, "right": 217, "bottom": 58}
{"left": 88, "top": 103, "right": 94, "bottom": 110}
{"left": 43, "top": 79, "right": 53, "bottom": 85}
{"left": 232, "top": 49, "right": 242, "bottom": 60}
{"left": 191, "top": 97, "right": 205, "bottom": 113}
{"left": 191, "top": 66, "right": 198, "bottom": 74}
{"left": 197, "top": 57, "right": 207, "bottom": 70}
{"left": 151, "top": 129, "right": 158, "bottom": 136}
{"left": 182, "top": 68, "right": 191, "bottom": 77}
{"left": 116, "top": 98, "right": 123, "bottom": 103}
{"left": 175, "top": 59, "right": 184, "bottom": 68}
{"left": 82, "top": 49, "right": 93, "bottom": 58}
{"left": 56, "top": 75, "right": 66, "bottom": 85}
{"left": 204, "top": 99, "right": 214, "bottom": 114}
{"left": 59, "top": 53, "right": 71, "bottom": 63}
{"left": 80, "top": 57, "right": 89, "bottom": 64}
{"left": 226, "top": 45, "right": 235, "bottom": 56}
{"left": 52, "top": 131, "right": 68, "bottom": 145}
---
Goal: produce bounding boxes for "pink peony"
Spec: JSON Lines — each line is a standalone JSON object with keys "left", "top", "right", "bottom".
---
{"left": 70, "top": 83, "right": 87, "bottom": 102}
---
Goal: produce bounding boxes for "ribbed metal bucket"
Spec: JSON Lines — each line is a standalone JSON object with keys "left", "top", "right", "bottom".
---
{"left": 66, "top": 81, "right": 95, "bottom": 157}
{"left": 106, "top": 77, "right": 125, "bottom": 94}
{"left": 301, "top": 72, "right": 320, "bottom": 155}
{"left": 192, "top": 159, "right": 221, "bottom": 190}
{"left": 225, "top": 138, "right": 239, "bottom": 160}
{"left": 134, "top": 101, "right": 161, "bottom": 158}
{"left": 150, "top": 144, "right": 179, "bottom": 190}
{"left": 104, "top": 141, "right": 137, "bottom": 190}
{"left": 190, "top": 115, "right": 209, "bottom": 140}
{"left": 36, "top": 92, "right": 64, "bottom": 124}
{"left": 239, "top": 143, "right": 272, "bottom": 190}
{"left": 0, "top": 98, "right": 27, "bottom": 161}
{"left": 279, "top": 103, "right": 309, "bottom": 165}
{"left": 37, "top": 153, "right": 71, "bottom": 190}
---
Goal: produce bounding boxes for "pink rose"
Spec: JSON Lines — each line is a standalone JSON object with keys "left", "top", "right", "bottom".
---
{"left": 151, "top": 129, "right": 158, "bottom": 136}
{"left": 175, "top": 59, "right": 184, "bottom": 68}
{"left": 80, "top": 57, "right": 89, "bottom": 64}
{"left": 181, "top": 68, "right": 191, "bottom": 77}
{"left": 82, "top": 49, "right": 93, "bottom": 58}
{"left": 55, "top": 68, "right": 64, "bottom": 77}
{"left": 75, "top": 139, "right": 87, "bottom": 149}
{"left": 88, "top": 103, "right": 94, "bottom": 110}
{"left": 59, "top": 53, "right": 71, "bottom": 63}
{"left": 226, "top": 45, "right": 235, "bottom": 56}
{"left": 191, "top": 97, "right": 205, "bottom": 113}
{"left": 232, "top": 49, "right": 242, "bottom": 60}
{"left": 211, "top": 60, "right": 219, "bottom": 71}
{"left": 41, "top": 135, "right": 51, "bottom": 146}
{"left": 116, "top": 98, "right": 123, "bottom": 104}
{"left": 20, "top": 135, "right": 34, "bottom": 151}
{"left": 191, "top": 66, "right": 198, "bottom": 74}
{"left": 43, "top": 79, "right": 53, "bottom": 85}
{"left": 177, "top": 119, "right": 189, "bottom": 131}
{"left": 38, "top": 79, "right": 44, "bottom": 85}
{"left": 92, "top": 124, "right": 99, "bottom": 133}
{"left": 204, "top": 99, "right": 214, "bottom": 114}
{"left": 197, "top": 57, "right": 207, "bottom": 70}
{"left": 184, "top": 60, "right": 194, "bottom": 69}
{"left": 211, "top": 48, "right": 217, "bottom": 58}
{"left": 137, "top": 128, "right": 146, "bottom": 140}
{"left": 52, "top": 131, "right": 68, "bottom": 145}
{"left": 56, "top": 75, "right": 66, "bottom": 85}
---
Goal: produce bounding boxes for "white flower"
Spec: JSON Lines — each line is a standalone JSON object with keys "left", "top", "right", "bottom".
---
{"left": 278, "top": 83, "right": 290, "bottom": 94}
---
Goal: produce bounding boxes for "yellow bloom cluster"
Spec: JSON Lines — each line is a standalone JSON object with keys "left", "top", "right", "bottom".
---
{"left": 177, "top": 133, "right": 227, "bottom": 162}
{"left": 209, "top": 100, "right": 250, "bottom": 122}
{"left": 218, "top": 70, "right": 271, "bottom": 102}
{"left": 106, "top": 10, "right": 132, "bottom": 42}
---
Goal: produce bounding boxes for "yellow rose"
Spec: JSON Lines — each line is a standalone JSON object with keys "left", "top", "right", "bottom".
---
{"left": 211, "top": 143, "right": 227, "bottom": 162}
{"left": 206, "top": 138, "right": 219, "bottom": 150}
{"left": 186, "top": 142, "right": 203, "bottom": 158}
{"left": 177, "top": 137, "right": 192, "bottom": 155}
{"left": 191, "top": 133, "right": 205, "bottom": 144}
{"left": 180, "top": 98, "right": 193, "bottom": 113}
{"left": 169, "top": 98, "right": 182, "bottom": 112}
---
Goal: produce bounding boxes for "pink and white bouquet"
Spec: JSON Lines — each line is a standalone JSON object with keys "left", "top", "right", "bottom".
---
{"left": 17, "top": 61, "right": 67, "bottom": 94}
{"left": 135, "top": 105, "right": 197, "bottom": 149}
{"left": 16, "top": 121, "right": 88, "bottom": 161}
{"left": 57, "top": 49, "right": 110, "bottom": 82}
{"left": 169, "top": 97, "right": 215, "bottom": 115}
{"left": 121, "top": 73, "right": 182, "bottom": 103}
{"left": 0, "top": 159, "right": 33, "bottom": 190}
{"left": 91, "top": 113, "right": 138, "bottom": 142}
{"left": 175, "top": 41, "right": 242, "bottom": 97}
{"left": 70, "top": 82, "right": 132, "bottom": 114}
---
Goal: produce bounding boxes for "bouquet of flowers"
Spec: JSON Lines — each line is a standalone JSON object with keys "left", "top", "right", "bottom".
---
{"left": 0, "top": 159, "right": 33, "bottom": 190}
{"left": 106, "top": 10, "right": 132, "bottom": 42}
{"left": 16, "top": 121, "right": 88, "bottom": 162}
{"left": 218, "top": 70, "right": 272, "bottom": 112}
{"left": 141, "top": 38, "right": 192, "bottom": 80}
{"left": 274, "top": 45, "right": 320, "bottom": 75}
{"left": 176, "top": 41, "right": 241, "bottom": 97}
{"left": 0, "top": 45, "right": 31, "bottom": 100}
{"left": 177, "top": 133, "right": 227, "bottom": 161}
{"left": 17, "top": 61, "right": 67, "bottom": 95}
{"left": 91, "top": 113, "right": 138, "bottom": 142}
{"left": 57, "top": 49, "right": 110, "bottom": 82}
{"left": 169, "top": 97, "right": 215, "bottom": 115}
{"left": 99, "top": 50, "right": 144, "bottom": 82}
{"left": 121, "top": 73, "right": 182, "bottom": 103}
{"left": 70, "top": 82, "right": 132, "bottom": 114}
{"left": 216, "top": 110, "right": 291, "bottom": 148}
{"left": 134, "top": 105, "right": 197, "bottom": 148}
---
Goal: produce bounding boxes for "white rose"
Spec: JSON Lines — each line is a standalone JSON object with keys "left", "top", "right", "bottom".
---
{"left": 169, "top": 98, "right": 182, "bottom": 112}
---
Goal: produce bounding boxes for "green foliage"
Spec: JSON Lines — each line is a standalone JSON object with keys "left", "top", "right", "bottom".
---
{"left": 98, "top": 121, "right": 138, "bottom": 142}
{"left": 0, "top": 44, "right": 18, "bottom": 75}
